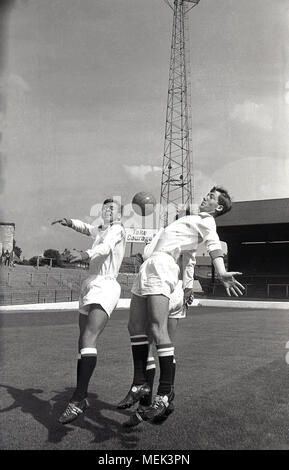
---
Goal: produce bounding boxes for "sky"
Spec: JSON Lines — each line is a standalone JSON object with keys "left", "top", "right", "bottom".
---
{"left": 0, "top": 0, "right": 289, "bottom": 258}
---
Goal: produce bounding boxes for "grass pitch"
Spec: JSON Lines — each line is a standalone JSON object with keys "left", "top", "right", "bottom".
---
{"left": 1, "top": 306, "right": 289, "bottom": 450}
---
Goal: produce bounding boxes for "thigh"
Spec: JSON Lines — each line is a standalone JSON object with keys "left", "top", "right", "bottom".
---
{"left": 85, "top": 304, "right": 109, "bottom": 336}
{"left": 78, "top": 313, "right": 89, "bottom": 352}
{"left": 147, "top": 294, "right": 170, "bottom": 328}
{"left": 168, "top": 318, "right": 179, "bottom": 343}
{"left": 128, "top": 294, "right": 148, "bottom": 335}
{"left": 79, "top": 313, "right": 87, "bottom": 335}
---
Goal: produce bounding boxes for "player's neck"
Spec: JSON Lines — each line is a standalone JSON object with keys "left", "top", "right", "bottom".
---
{"left": 199, "top": 209, "right": 215, "bottom": 217}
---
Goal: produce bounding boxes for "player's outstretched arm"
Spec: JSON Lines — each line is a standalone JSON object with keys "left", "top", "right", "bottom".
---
{"left": 212, "top": 257, "right": 245, "bottom": 297}
{"left": 51, "top": 218, "right": 72, "bottom": 227}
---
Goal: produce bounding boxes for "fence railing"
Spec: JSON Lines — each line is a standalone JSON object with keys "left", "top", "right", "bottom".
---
{"left": 0, "top": 269, "right": 137, "bottom": 288}
{"left": 0, "top": 289, "right": 79, "bottom": 306}
{"left": 0, "top": 272, "right": 137, "bottom": 305}
{"left": 3, "top": 271, "right": 289, "bottom": 305}
{"left": 0, "top": 271, "right": 86, "bottom": 288}
{"left": 210, "top": 282, "right": 289, "bottom": 298}
{"left": 267, "top": 283, "right": 289, "bottom": 298}
{"left": 0, "top": 287, "right": 135, "bottom": 306}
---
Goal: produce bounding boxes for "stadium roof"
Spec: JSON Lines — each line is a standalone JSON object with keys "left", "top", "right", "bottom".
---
{"left": 216, "top": 198, "right": 289, "bottom": 227}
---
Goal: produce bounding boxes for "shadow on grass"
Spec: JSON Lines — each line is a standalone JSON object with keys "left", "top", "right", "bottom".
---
{"left": 51, "top": 387, "right": 140, "bottom": 449}
{"left": 0, "top": 385, "right": 140, "bottom": 449}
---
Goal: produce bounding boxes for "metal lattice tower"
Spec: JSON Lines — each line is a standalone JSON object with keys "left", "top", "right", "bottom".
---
{"left": 159, "top": 0, "right": 200, "bottom": 227}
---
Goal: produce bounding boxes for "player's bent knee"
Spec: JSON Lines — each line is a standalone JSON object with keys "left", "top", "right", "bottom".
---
{"left": 81, "top": 329, "right": 99, "bottom": 347}
{"left": 150, "top": 323, "right": 168, "bottom": 344}
{"left": 128, "top": 321, "right": 146, "bottom": 336}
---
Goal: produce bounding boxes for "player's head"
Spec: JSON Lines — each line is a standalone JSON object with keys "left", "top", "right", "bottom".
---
{"left": 102, "top": 198, "right": 123, "bottom": 224}
{"left": 199, "top": 186, "right": 232, "bottom": 217}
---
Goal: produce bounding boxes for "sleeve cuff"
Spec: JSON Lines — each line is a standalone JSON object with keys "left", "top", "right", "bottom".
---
{"left": 209, "top": 249, "right": 223, "bottom": 260}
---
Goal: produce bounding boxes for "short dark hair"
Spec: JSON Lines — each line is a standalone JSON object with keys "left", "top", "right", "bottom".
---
{"left": 102, "top": 198, "right": 124, "bottom": 216}
{"left": 211, "top": 186, "right": 232, "bottom": 217}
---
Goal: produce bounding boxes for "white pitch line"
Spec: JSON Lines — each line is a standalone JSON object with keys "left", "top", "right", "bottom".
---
{"left": 0, "top": 298, "right": 289, "bottom": 313}
{"left": 195, "top": 298, "right": 289, "bottom": 310}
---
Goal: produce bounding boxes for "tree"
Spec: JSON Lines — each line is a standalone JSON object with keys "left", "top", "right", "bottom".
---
{"left": 29, "top": 256, "right": 40, "bottom": 267}
{"left": 43, "top": 249, "right": 61, "bottom": 267}
{"left": 13, "top": 239, "right": 22, "bottom": 259}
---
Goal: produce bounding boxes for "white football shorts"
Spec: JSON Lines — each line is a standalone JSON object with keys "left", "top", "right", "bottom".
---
{"left": 79, "top": 275, "right": 121, "bottom": 317}
{"left": 168, "top": 280, "right": 186, "bottom": 319}
{"left": 131, "top": 251, "right": 179, "bottom": 299}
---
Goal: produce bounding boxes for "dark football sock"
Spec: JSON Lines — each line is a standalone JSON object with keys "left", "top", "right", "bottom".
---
{"left": 156, "top": 343, "right": 174, "bottom": 396}
{"left": 130, "top": 335, "right": 149, "bottom": 385}
{"left": 71, "top": 347, "right": 97, "bottom": 402}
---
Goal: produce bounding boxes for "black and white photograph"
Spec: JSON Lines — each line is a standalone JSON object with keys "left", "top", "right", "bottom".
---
{"left": 1, "top": 0, "right": 289, "bottom": 454}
